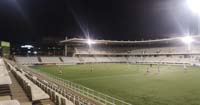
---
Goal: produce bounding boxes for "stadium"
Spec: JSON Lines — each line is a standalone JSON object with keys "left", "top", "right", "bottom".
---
{"left": 1, "top": 0, "right": 200, "bottom": 105}
{"left": 0, "top": 35, "right": 198, "bottom": 105}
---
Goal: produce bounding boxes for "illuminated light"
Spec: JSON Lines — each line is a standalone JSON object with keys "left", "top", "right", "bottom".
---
{"left": 33, "top": 51, "right": 37, "bottom": 55}
{"left": 87, "top": 39, "right": 95, "bottom": 45}
{"left": 181, "top": 36, "right": 194, "bottom": 44}
{"left": 21, "top": 45, "right": 34, "bottom": 49}
{"left": 187, "top": 0, "right": 200, "bottom": 14}
{"left": 27, "top": 51, "right": 31, "bottom": 53}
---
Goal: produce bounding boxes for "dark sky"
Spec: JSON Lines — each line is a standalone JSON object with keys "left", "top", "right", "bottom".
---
{"left": 0, "top": 0, "right": 197, "bottom": 44}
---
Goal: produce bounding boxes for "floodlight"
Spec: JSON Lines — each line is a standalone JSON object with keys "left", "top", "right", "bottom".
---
{"left": 187, "top": 0, "right": 200, "bottom": 14}
{"left": 87, "top": 39, "right": 95, "bottom": 45}
{"left": 27, "top": 51, "right": 31, "bottom": 53}
{"left": 33, "top": 51, "right": 37, "bottom": 55}
{"left": 181, "top": 36, "right": 194, "bottom": 44}
{"left": 21, "top": 45, "right": 34, "bottom": 49}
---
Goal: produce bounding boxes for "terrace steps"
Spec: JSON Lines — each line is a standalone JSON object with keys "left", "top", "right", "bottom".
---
{"left": 9, "top": 71, "right": 32, "bottom": 105}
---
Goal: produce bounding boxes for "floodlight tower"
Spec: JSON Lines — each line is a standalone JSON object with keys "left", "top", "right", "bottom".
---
{"left": 184, "top": 0, "right": 199, "bottom": 51}
{"left": 87, "top": 39, "right": 96, "bottom": 52}
{"left": 86, "top": 38, "right": 95, "bottom": 72}
{"left": 187, "top": 0, "right": 200, "bottom": 15}
{"left": 87, "top": 39, "right": 95, "bottom": 46}
{"left": 181, "top": 35, "right": 194, "bottom": 51}
{"left": 187, "top": 0, "right": 200, "bottom": 34}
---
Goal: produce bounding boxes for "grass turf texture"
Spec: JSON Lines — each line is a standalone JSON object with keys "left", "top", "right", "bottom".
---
{"left": 31, "top": 64, "right": 200, "bottom": 105}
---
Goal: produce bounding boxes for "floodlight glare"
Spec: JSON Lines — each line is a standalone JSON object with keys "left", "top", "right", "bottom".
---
{"left": 181, "top": 36, "right": 194, "bottom": 44}
{"left": 21, "top": 45, "right": 34, "bottom": 49}
{"left": 33, "top": 51, "right": 37, "bottom": 55}
{"left": 187, "top": 0, "right": 200, "bottom": 14}
{"left": 27, "top": 51, "right": 31, "bottom": 53}
{"left": 87, "top": 39, "right": 95, "bottom": 45}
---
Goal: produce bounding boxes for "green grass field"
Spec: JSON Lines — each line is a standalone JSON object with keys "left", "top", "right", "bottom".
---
{"left": 31, "top": 64, "right": 200, "bottom": 105}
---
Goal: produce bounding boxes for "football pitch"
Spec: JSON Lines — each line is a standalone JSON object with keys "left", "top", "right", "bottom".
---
{"left": 31, "top": 64, "right": 200, "bottom": 105}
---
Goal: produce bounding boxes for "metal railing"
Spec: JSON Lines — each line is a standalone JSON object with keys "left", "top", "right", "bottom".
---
{"left": 22, "top": 66, "right": 132, "bottom": 105}
{"left": 6, "top": 60, "right": 92, "bottom": 105}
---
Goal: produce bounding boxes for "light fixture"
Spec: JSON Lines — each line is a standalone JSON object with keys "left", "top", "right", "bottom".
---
{"left": 181, "top": 35, "right": 194, "bottom": 44}
{"left": 187, "top": 0, "right": 200, "bottom": 14}
{"left": 87, "top": 39, "right": 95, "bottom": 45}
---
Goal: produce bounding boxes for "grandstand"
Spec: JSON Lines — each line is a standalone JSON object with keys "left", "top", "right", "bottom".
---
{"left": 5, "top": 59, "right": 106, "bottom": 105}
{"left": 14, "top": 36, "right": 200, "bottom": 65}
{"left": 0, "top": 57, "right": 58, "bottom": 105}
{"left": 15, "top": 56, "right": 41, "bottom": 65}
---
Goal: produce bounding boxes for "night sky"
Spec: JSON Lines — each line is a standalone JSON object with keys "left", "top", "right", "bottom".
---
{"left": 0, "top": 0, "right": 197, "bottom": 44}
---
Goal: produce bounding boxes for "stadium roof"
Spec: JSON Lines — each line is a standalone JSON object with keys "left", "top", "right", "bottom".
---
{"left": 60, "top": 35, "right": 200, "bottom": 45}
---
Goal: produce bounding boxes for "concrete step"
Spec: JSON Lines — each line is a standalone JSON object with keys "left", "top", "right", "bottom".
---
{"left": 9, "top": 72, "right": 33, "bottom": 105}
{"left": 20, "top": 102, "right": 32, "bottom": 105}
{"left": 12, "top": 96, "right": 30, "bottom": 102}
{"left": 12, "top": 92, "right": 27, "bottom": 96}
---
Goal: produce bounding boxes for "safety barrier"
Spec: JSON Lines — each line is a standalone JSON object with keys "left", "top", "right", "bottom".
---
{"left": 23, "top": 66, "right": 132, "bottom": 105}
{"left": 6, "top": 60, "right": 132, "bottom": 105}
